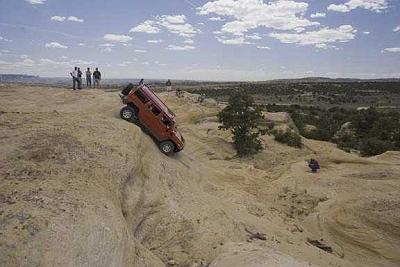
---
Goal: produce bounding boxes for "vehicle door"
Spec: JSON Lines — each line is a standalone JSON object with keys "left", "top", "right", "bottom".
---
{"left": 130, "top": 89, "right": 155, "bottom": 130}
{"left": 157, "top": 114, "right": 174, "bottom": 141}
{"left": 140, "top": 102, "right": 166, "bottom": 140}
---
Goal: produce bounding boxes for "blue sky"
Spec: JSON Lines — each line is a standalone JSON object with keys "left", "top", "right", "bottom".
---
{"left": 0, "top": 0, "right": 399, "bottom": 81}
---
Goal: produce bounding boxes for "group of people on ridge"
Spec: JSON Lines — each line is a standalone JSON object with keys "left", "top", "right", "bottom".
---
{"left": 70, "top": 67, "right": 101, "bottom": 90}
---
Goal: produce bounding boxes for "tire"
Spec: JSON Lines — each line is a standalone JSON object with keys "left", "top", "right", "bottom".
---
{"left": 159, "top": 141, "right": 175, "bottom": 155}
{"left": 120, "top": 106, "right": 137, "bottom": 122}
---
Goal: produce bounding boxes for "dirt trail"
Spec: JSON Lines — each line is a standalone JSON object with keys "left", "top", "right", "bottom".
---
{"left": 1, "top": 86, "right": 399, "bottom": 267}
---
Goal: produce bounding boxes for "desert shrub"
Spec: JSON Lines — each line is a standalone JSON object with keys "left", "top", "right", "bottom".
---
{"left": 218, "top": 90, "right": 263, "bottom": 157}
{"left": 303, "top": 128, "right": 331, "bottom": 141}
{"left": 360, "top": 138, "right": 395, "bottom": 156}
{"left": 259, "top": 121, "right": 275, "bottom": 136}
{"left": 272, "top": 129, "right": 303, "bottom": 148}
{"left": 336, "top": 135, "right": 359, "bottom": 153}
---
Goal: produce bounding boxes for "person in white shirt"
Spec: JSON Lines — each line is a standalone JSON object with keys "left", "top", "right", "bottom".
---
{"left": 70, "top": 66, "right": 78, "bottom": 90}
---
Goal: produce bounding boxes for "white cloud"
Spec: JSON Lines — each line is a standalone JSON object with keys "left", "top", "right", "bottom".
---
{"left": 246, "top": 33, "right": 262, "bottom": 40}
{"left": 45, "top": 42, "right": 68, "bottom": 49}
{"left": 38, "top": 58, "right": 94, "bottom": 67}
{"left": 158, "top": 15, "right": 198, "bottom": 38}
{"left": 310, "top": 12, "right": 326, "bottom": 18}
{"left": 147, "top": 39, "right": 164, "bottom": 43}
{"left": 216, "top": 36, "right": 251, "bottom": 45}
{"left": 0, "top": 36, "right": 12, "bottom": 42}
{"left": 39, "top": 58, "right": 63, "bottom": 65}
{"left": 103, "top": 47, "right": 112, "bottom": 53}
{"left": 131, "top": 15, "right": 198, "bottom": 39}
{"left": 315, "top": 43, "right": 338, "bottom": 50}
{"left": 183, "top": 39, "right": 194, "bottom": 44}
{"left": 382, "top": 47, "right": 400, "bottom": 53}
{"left": 0, "top": 58, "right": 36, "bottom": 68}
{"left": 26, "top": 0, "right": 45, "bottom": 4}
{"left": 327, "top": 4, "right": 350, "bottom": 12}
{"left": 104, "top": 34, "right": 132, "bottom": 43}
{"left": 67, "top": 16, "right": 84, "bottom": 23}
{"left": 135, "top": 49, "right": 147, "bottom": 53}
{"left": 160, "top": 15, "right": 186, "bottom": 24}
{"left": 51, "top": 16, "right": 66, "bottom": 22}
{"left": 393, "top": 26, "right": 400, "bottom": 32}
{"left": 20, "top": 54, "right": 29, "bottom": 59}
{"left": 269, "top": 25, "right": 356, "bottom": 47}
{"left": 198, "top": 0, "right": 319, "bottom": 36}
{"left": 363, "top": 31, "right": 370, "bottom": 34}
{"left": 154, "top": 61, "right": 167, "bottom": 66}
{"left": 100, "top": 43, "right": 115, "bottom": 47}
{"left": 294, "top": 27, "right": 306, "bottom": 33}
{"left": 118, "top": 61, "right": 133, "bottom": 67}
{"left": 257, "top": 46, "right": 271, "bottom": 49}
{"left": 209, "top": 17, "right": 224, "bottom": 21}
{"left": 70, "top": 59, "right": 94, "bottom": 65}
{"left": 166, "top": 45, "right": 195, "bottom": 51}
{"left": 130, "top": 20, "right": 160, "bottom": 34}
{"left": 78, "top": 43, "right": 86, "bottom": 46}
{"left": 20, "top": 58, "right": 35, "bottom": 66}
{"left": 328, "top": 0, "right": 389, "bottom": 13}
{"left": 51, "top": 15, "right": 84, "bottom": 23}
{"left": 141, "top": 62, "right": 150, "bottom": 65}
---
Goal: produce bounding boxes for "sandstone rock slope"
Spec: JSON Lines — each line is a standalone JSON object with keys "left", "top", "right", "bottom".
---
{"left": 1, "top": 86, "right": 399, "bottom": 267}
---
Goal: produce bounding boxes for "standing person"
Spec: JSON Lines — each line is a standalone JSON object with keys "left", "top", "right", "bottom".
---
{"left": 77, "top": 67, "right": 83, "bottom": 89}
{"left": 93, "top": 68, "right": 101, "bottom": 88}
{"left": 166, "top": 79, "right": 172, "bottom": 91}
{"left": 86, "top": 68, "right": 92, "bottom": 88}
{"left": 70, "top": 66, "right": 78, "bottom": 90}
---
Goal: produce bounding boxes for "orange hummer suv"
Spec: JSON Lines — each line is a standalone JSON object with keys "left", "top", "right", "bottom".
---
{"left": 119, "top": 83, "right": 185, "bottom": 155}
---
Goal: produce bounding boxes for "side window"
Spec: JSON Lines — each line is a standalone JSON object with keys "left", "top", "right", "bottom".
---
{"left": 134, "top": 89, "right": 149, "bottom": 103}
{"left": 149, "top": 104, "right": 161, "bottom": 116}
{"left": 161, "top": 116, "right": 172, "bottom": 127}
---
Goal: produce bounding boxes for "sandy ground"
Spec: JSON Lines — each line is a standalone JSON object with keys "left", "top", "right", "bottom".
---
{"left": 0, "top": 85, "right": 399, "bottom": 267}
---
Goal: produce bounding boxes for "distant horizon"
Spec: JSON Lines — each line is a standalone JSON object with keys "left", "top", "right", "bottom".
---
{"left": 1, "top": 73, "right": 400, "bottom": 83}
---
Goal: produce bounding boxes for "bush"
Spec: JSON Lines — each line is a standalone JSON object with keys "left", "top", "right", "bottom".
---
{"left": 360, "top": 138, "right": 395, "bottom": 156}
{"left": 303, "top": 128, "right": 331, "bottom": 141}
{"left": 273, "top": 129, "right": 303, "bottom": 148}
{"left": 336, "top": 135, "right": 359, "bottom": 153}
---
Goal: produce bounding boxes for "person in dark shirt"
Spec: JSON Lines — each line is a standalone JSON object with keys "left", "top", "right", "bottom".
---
{"left": 93, "top": 68, "right": 101, "bottom": 88}
{"left": 166, "top": 79, "right": 172, "bottom": 92}
{"left": 77, "top": 67, "right": 83, "bottom": 89}
{"left": 308, "top": 158, "right": 320, "bottom": 173}
{"left": 86, "top": 68, "right": 92, "bottom": 88}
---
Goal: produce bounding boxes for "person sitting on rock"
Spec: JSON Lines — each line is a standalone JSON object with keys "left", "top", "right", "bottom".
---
{"left": 197, "top": 94, "right": 206, "bottom": 104}
{"left": 308, "top": 158, "right": 320, "bottom": 173}
{"left": 176, "top": 88, "right": 183, "bottom": 98}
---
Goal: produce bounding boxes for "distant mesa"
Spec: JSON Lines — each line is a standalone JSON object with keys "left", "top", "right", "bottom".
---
{"left": 0, "top": 74, "right": 40, "bottom": 83}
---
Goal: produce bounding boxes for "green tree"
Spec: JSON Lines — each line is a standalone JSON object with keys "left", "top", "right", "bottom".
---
{"left": 218, "top": 91, "right": 263, "bottom": 157}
